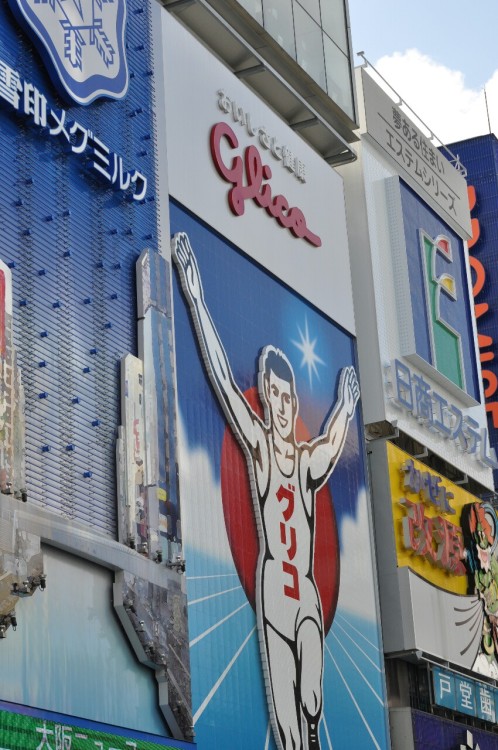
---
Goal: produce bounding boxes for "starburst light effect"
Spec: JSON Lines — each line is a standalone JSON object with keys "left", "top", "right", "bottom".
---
{"left": 292, "top": 318, "right": 325, "bottom": 387}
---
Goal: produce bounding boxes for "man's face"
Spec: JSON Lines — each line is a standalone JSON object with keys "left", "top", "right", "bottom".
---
{"left": 265, "top": 370, "right": 295, "bottom": 442}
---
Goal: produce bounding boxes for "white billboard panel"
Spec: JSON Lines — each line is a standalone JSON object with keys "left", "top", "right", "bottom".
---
{"left": 162, "top": 11, "right": 355, "bottom": 335}
{"left": 358, "top": 68, "right": 471, "bottom": 239}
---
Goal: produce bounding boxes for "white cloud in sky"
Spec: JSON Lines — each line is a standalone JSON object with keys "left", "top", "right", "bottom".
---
{"left": 371, "top": 48, "right": 498, "bottom": 146}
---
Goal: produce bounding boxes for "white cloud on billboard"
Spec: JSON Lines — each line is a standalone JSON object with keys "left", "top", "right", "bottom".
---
{"left": 178, "top": 415, "right": 234, "bottom": 568}
{"left": 372, "top": 49, "right": 496, "bottom": 146}
{"left": 336, "top": 488, "right": 379, "bottom": 621}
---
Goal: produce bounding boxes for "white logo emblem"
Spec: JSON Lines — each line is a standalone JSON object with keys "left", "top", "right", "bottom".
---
{"left": 8, "top": 0, "right": 128, "bottom": 105}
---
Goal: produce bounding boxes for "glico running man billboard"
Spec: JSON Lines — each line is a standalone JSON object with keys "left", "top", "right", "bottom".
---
{"left": 163, "top": 12, "right": 390, "bottom": 748}
{"left": 171, "top": 203, "right": 388, "bottom": 750}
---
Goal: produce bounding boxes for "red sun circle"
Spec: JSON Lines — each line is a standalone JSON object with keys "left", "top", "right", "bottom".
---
{"left": 220, "top": 387, "right": 340, "bottom": 634}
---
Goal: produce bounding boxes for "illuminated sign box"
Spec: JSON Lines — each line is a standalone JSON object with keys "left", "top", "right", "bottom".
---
{"left": 432, "top": 667, "right": 496, "bottom": 723}
{"left": 0, "top": 705, "right": 194, "bottom": 750}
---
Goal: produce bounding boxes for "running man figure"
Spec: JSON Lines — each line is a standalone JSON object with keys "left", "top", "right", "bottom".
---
{"left": 172, "top": 232, "right": 360, "bottom": 750}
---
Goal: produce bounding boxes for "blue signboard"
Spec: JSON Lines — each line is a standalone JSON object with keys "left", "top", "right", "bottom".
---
{"left": 413, "top": 709, "right": 498, "bottom": 750}
{"left": 432, "top": 666, "right": 498, "bottom": 724}
{"left": 0, "top": 0, "right": 159, "bottom": 537}
{"left": 476, "top": 682, "right": 496, "bottom": 723}
{"left": 454, "top": 676, "right": 476, "bottom": 717}
{"left": 433, "top": 668, "right": 456, "bottom": 710}
{"left": 450, "top": 134, "right": 498, "bottom": 487}
{"left": 398, "top": 180, "right": 480, "bottom": 403}
{"left": 171, "top": 200, "right": 389, "bottom": 750}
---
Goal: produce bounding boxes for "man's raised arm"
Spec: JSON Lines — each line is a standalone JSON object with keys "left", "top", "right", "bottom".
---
{"left": 172, "top": 232, "right": 263, "bottom": 451}
{"left": 306, "top": 366, "right": 360, "bottom": 489}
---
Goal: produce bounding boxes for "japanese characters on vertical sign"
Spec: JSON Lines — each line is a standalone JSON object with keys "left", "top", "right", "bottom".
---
{"left": 387, "top": 177, "right": 481, "bottom": 412}
{"left": 468, "top": 184, "right": 498, "bottom": 486}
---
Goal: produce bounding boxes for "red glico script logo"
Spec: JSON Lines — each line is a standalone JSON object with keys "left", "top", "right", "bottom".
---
{"left": 210, "top": 122, "right": 321, "bottom": 248}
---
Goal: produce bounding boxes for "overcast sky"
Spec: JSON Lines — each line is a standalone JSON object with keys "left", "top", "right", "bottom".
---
{"left": 347, "top": 0, "right": 498, "bottom": 147}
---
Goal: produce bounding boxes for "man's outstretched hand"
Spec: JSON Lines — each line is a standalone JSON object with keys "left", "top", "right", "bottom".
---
{"left": 172, "top": 232, "right": 203, "bottom": 303}
{"left": 338, "top": 366, "right": 360, "bottom": 419}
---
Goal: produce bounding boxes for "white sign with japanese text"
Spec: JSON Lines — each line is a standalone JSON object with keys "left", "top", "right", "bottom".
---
{"left": 358, "top": 68, "right": 471, "bottom": 239}
{"left": 161, "top": 10, "right": 355, "bottom": 335}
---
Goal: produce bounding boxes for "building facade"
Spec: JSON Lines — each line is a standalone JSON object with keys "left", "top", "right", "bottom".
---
{"left": 0, "top": 0, "right": 190, "bottom": 744}
{"left": 0, "top": 0, "right": 394, "bottom": 749}
{"left": 339, "top": 69, "right": 498, "bottom": 748}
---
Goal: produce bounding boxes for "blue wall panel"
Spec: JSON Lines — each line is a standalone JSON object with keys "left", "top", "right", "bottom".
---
{"left": 0, "top": 0, "right": 158, "bottom": 534}
{"left": 452, "top": 135, "right": 498, "bottom": 486}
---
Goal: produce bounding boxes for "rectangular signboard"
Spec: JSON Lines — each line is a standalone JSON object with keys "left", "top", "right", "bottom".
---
{"left": 359, "top": 68, "right": 471, "bottom": 239}
{"left": 171, "top": 201, "right": 389, "bottom": 750}
{"left": 163, "top": 11, "right": 356, "bottom": 335}
{"left": 432, "top": 667, "right": 497, "bottom": 724}
{"left": 0, "top": 705, "right": 193, "bottom": 750}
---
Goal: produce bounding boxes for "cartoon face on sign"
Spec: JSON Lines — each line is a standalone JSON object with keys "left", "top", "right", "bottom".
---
{"left": 172, "top": 231, "right": 359, "bottom": 750}
{"left": 8, "top": 0, "right": 128, "bottom": 104}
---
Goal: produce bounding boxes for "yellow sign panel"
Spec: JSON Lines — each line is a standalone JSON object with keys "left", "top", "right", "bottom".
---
{"left": 387, "top": 442, "right": 479, "bottom": 594}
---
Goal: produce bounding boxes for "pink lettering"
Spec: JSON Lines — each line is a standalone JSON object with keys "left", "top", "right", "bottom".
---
{"left": 210, "top": 122, "right": 322, "bottom": 248}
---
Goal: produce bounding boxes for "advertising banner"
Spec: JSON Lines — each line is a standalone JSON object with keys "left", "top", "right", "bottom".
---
{"left": 163, "top": 11, "right": 355, "bottom": 336}
{"left": 0, "top": 0, "right": 188, "bottom": 740}
{"left": 388, "top": 177, "right": 480, "bottom": 406}
{"left": 375, "top": 176, "right": 494, "bottom": 484}
{"left": 454, "top": 135, "right": 498, "bottom": 488}
{"left": 171, "top": 201, "right": 389, "bottom": 750}
{"left": 387, "top": 442, "right": 498, "bottom": 679}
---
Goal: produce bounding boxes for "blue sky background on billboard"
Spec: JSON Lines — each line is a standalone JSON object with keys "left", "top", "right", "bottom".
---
{"left": 348, "top": 0, "right": 498, "bottom": 146}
